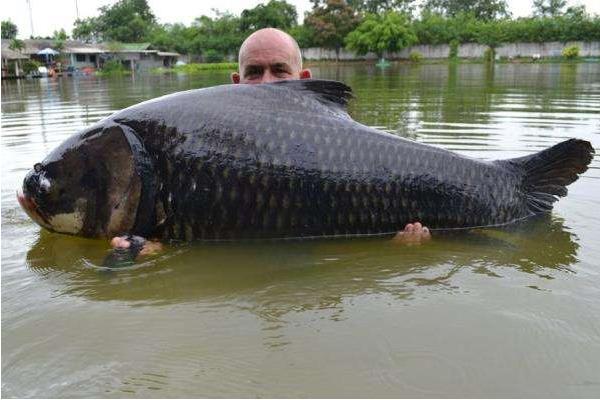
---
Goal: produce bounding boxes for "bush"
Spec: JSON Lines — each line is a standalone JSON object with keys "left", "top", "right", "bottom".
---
{"left": 409, "top": 51, "right": 423, "bottom": 62}
{"left": 449, "top": 39, "right": 459, "bottom": 58}
{"left": 345, "top": 12, "right": 417, "bottom": 58}
{"left": 410, "top": 13, "right": 600, "bottom": 47}
{"left": 562, "top": 45, "right": 580, "bottom": 59}
{"left": 483, "top": 47, "right": 495, "bottom": 63}
{"left": 203, "top": 49, "right": 224, "bottom": 63}
{"left": 100, "top": 59, "right": 127, "bottom": 74}
{"left": 22, "top": 59, "right": 41, "bottom": 75}
{"left": 158, "top": 62, "right": 238, "bottom": 74}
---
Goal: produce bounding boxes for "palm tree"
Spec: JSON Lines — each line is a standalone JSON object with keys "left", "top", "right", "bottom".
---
{"left": 8, "top": 38, "right": 25, "bottom": 77}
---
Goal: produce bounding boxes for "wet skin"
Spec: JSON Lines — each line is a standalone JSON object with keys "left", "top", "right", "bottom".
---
{"left": 110, "top": 236, "right": 163, "bottom": 256}
{"left": 231, "top": 28, "right": 312, "bottom": 84}
{"left": 110, "top": 222, "right": 432, "bottom": 256}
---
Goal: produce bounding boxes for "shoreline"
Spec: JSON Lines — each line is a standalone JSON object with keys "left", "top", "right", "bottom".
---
{"left": 3, "top": 58, "right": 597, "bottom": 80}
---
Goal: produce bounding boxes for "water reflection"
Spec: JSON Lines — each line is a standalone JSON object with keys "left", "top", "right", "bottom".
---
{"left": 26, "top": 215, "right": 578, "bottom": 310}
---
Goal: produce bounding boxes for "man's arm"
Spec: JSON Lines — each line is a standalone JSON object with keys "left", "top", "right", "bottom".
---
{"left": 106, "top": 222, "right": 430, "bottom": 266}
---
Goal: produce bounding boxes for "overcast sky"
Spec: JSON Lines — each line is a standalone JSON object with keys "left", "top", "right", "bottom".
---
{"left": 2, "top": 0, "right": 599, "bottom": 39}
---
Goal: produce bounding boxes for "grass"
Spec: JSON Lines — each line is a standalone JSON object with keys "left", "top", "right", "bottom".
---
{"left": 144, "top": 57, "right": 597, "bottom": 76}
{"left": 153, "top": 62, "right": 238, "bottom": 74}
{"left": 306, "top": 56, "right": 598, "bottom": 67}
{"left": 95, "top": 70, "right": 132, "bottom": 77}
{"left": 95, "top": 60, "right": 131, "bottom": 76}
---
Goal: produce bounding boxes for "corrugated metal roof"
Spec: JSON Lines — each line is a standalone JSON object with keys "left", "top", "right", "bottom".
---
{"left": 1, "top": 47, "right": 30, "bottom": 60}
{"left": 157, "top": 51, "right": 180, "bottom": 57}
{"left": 2, "top": 40, "right": 178, "bottom": 58}
{"left": 67, "top": 47, "right": 105, "bottom": 54}
{"left": 7, "top": 39, "right": 105, "bottom": 55}
{"left": 118, "top": 43, "right": 152, "bottom": 51}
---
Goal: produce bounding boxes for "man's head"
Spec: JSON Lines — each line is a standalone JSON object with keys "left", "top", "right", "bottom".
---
{"left": 232, "top": 28, "right": 311, "bottom": 84}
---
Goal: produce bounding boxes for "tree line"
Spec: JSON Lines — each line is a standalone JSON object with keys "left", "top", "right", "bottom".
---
{"left": 2, "top": 0, "right": 599, "bottom": 61}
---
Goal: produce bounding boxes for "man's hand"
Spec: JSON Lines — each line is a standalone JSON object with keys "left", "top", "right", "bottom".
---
{"left": 391, "top": 222, "right": 431, "bottom": 245}
{"left": 110, "top": 236, "right": 163, "bottom": 256}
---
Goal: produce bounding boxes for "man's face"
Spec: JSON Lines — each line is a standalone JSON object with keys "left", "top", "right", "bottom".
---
{"left": 232, "top": 29, "right": 310, "bottom": 84}
{"left": 240, "top": 46, "right": 299, "bottom": 84}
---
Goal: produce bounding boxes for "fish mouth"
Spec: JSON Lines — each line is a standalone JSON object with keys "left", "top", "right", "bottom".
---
{"left": 17, "top": 189, "right": 51, "bottom": 227}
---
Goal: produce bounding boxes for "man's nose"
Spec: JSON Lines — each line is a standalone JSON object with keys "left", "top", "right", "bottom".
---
{"left": 260, "top": 70, "right": 279, "bottom": 83}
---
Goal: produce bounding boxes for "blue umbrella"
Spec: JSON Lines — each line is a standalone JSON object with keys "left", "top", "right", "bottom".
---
{"left": 37, "top": 47, "right": 60, "bottom": 55}
{"left": 37, "top": 48, "right": 59, "bottom": 65}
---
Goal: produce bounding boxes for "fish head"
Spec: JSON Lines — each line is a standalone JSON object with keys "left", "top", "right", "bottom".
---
{"left": 17, "top": 124, "right": 150, "bottom": 238}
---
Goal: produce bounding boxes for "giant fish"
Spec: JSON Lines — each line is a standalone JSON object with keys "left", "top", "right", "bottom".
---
{"left": 17, "top": 80, "right": 594, "bottom": 241}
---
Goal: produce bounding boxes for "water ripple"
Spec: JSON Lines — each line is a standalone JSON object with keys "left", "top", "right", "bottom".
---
{"left": 2, "top": 64, "right": 600, "bottom": 398}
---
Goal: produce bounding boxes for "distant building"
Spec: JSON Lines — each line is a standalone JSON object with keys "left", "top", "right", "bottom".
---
{"left": 4, "top": 39, "right": 104, "bottom": 69}
{"left": 67, "top": 42, "right": 105, "bottom": 69}
{"left": 105, "top": 42, "right": 179, "bottom": 71}
{"left": 1, "top": 44, "right": 29, "bottom": 78}
{"left": 1, "top": 39, "right": 179, "bottom": 77}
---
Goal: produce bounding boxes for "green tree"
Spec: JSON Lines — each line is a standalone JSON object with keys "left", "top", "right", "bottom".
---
{"left": 72, "top": 0, "right": 156, "bottom": 42}
{"left": 189, "top": 12, "right": 244, "bottom": 59}
{"left": 8, "top": 38, "right": 25, "bottom": 52}
{"left": 345, "top": 11, "right": 417, "bottom": 58}
{"left": 1, "top": 20, "right": 18, "bottom": 39}
{"left": 289, "top": 24, "right": 317, "bottom": 47}
{"left": 413, "top": 7, "right": 600, "bottom": 46}
{"left": 240, "top": 0, "right": 298, "bottom": 31}
{"left": 305, "top": 0, "right": 362, "bottom": 59}
{"left": 150, "top": 23, "right": 198, "bottom": 54}
{"left": 72, "top": 18, "right": 98, "bottom": 42}
{"left": 413, "top": 11, "right": 454, "bottom": 44}
{"left": 53, "top": 28, "right": 68, "bottom": 51}
{"left": 8, "top": 38, "right": 25, "bottom": 76}
{"left": 564, "top": 5, "right": 586, "bottom": 19}
{"left": 346, "top": 0, "right": 415, "bottom": 14}
{"left": 533, "top": 0, "right": 567, "bottom": 17}
{"left": 423, "top": 0, "right": 510, "bottom": 21}
{"left": 53, "top": 28, "right": 68, "bottom": 41}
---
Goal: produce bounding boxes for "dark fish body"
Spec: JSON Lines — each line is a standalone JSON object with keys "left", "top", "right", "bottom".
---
{"left": 18, "top": 80, "right": 594, "bottom": 240}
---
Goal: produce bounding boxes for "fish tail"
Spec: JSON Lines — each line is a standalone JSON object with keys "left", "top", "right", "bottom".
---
{"left": 503, "top": 139, "right": 594, "bottom": 213}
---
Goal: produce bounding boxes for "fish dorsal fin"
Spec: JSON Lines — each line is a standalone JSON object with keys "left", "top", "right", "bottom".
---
{"left": 271, "top": 79, "right": 353, "bottom": 111}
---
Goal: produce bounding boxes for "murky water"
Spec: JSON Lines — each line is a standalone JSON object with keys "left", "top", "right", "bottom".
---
{"left": 2, "top": 63, "right": 600, "bottom": 397}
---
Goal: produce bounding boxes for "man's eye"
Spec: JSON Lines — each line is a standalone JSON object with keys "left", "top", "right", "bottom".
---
{"left": 245, "top": 67, "right": 262, "bottom": 76}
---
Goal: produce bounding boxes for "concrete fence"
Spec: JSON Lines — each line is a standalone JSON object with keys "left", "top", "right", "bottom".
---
{"left": 301, "top": 41, "right": 600, "bottom": 61}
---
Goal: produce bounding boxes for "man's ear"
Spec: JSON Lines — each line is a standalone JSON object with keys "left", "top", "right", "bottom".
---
{"left": 299, "top": 69, "right": 312, "bottom": 79}
{"left": 231, "top": 72, "right": 241, "bottom": 84}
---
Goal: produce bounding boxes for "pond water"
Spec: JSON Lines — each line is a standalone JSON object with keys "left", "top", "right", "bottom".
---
{"left": 2, "top": 62, "right": 600, "bottom": 397}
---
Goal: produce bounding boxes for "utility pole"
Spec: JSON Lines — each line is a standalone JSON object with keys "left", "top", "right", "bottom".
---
{"left": 75, "top": 0, "right": 79, "bottom": 19}
{"left": 26, "top": 0, "right": 34, "bottom": 38}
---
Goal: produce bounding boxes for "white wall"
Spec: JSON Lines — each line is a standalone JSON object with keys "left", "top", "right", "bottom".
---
{"left": 301, "top": 41, "right": 600, "bottom": 60}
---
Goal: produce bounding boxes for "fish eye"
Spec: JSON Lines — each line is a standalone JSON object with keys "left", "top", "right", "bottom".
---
{"left": 34, "top": 163, "right": 42, "bottom": 173}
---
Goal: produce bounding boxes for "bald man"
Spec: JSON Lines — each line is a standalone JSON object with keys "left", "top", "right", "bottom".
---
{"left": 231, "top": 28, "right": 311, "bottom": 84}
{"left": 108, "top": 29, "right": 429, "bottom": 261}
{"left": 231, "top": 28, "right": 430, "bottom": 244}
